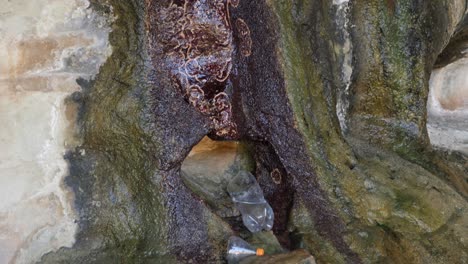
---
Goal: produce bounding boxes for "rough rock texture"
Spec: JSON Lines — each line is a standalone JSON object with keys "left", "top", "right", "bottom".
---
{"left": 180, "top": 137, "right": 253, "bottom": 217}
{"left": 2, "top": 0, "right": 468, "bottom": 263}
{"left": 255, "top": 1, "right": 468, "bottom": 263}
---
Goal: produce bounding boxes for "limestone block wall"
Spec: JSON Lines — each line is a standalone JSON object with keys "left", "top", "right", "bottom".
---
{"left": 0, "top": 0, "right": 112, "bottom": 263}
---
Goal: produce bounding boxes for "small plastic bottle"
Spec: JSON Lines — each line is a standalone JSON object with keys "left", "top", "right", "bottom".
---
{"left": 226, "top": 236, "right": 264, "bottom": 264}
{"left": 227, "top": 171, "right": 274, "bottom": 233}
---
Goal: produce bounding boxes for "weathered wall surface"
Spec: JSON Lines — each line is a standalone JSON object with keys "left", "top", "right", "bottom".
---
{"left": 0, "top": 0, "right": 112, "bottom": 262}
{"left": 428, "top": 59, "right": 468, "bottom": 154}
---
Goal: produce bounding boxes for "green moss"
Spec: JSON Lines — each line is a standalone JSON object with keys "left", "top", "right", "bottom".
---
{"left": 205, "top": 210, "right": 233, "bottom": 259}
{"left": 40, "top": 1, "right": 179, "bottom": 262}
{"left": 237, "top": 142, "right": 257, "bottom": 173}
{"left": 348, "top": 0, "right": 435, "bottom": 161}
{"left": 269, "top": 0, "right": 353, "bottom": 186}
{"left": 264, "top": 1, "right": 468, "bottom": 263}
{"left": 289, "top": 203, "right": 346, "bottom": 264}
{"left": 79, "top": 0, "right": 175, "bottom": 260}
{"left": 394, "top": 191, "right": 415, "bottom": 211}
{"left": 267, "top": 0, "right": 359, "bottom": 260}
{"left": 391, "top": 189, "right": 446, "bottom": 233}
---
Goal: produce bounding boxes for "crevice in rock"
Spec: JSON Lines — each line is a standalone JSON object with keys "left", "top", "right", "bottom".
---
{"left": 252, "top": 142, "right": 295, "bottom": 250}
{"left": 179, "top": 136, "right": 295, "bottom": 251}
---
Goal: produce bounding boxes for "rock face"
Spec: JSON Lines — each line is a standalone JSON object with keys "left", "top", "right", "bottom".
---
{"left": 180, "top": 137, "right": 251, "bottom": 217}
{"left": 0, "top": 0, "right": 112, "bottom": 263}
{"left": 428, "top": 56, "right": 468, "bottom": 154}
{"left": 1, "top": 0, "right": 468, "bottom": 264}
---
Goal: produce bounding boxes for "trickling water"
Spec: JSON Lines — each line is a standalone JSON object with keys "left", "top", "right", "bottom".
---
{"left": 333, "top": 0, "right": 353, "bottom": 133}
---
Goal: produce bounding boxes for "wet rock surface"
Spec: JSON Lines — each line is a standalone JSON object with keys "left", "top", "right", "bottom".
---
{"left": 2, "top": 0, "right": 468, "bottom": 263}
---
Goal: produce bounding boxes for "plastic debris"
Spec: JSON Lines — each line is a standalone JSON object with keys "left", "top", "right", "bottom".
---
{"left": 227, "top": 171, "right": 274, "bottom": 233}
{"left": 226, "top": 236, "right": 264, "bottom": 264}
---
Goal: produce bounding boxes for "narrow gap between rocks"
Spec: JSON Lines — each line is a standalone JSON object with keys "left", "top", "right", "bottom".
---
{"left": 180, "top": 136, "right": 295, "bottom": 252}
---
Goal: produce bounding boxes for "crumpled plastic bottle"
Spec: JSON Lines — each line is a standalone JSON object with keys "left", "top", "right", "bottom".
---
{"left": 226, "top": 236, "right": 264, "bottom": 264}
{"left": 227, "top": 170, "right": 274, "bottom": 233}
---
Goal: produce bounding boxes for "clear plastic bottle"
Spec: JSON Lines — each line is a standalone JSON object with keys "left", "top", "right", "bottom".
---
{"left": 227, "top": 171, "right": 274, "bottom": 233}
{"left": 226, "top": 236, "right": 264, "bottom": 264}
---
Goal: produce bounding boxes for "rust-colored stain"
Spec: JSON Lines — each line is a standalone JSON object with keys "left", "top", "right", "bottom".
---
{"left": 270, "top": 168, "right": 282, "bottom": 185}
{"left": 439, "top": 94, "right": 467, "bottom": 111}
{"left": 236, "top": 18, "right": 252, "bottom": 57}
{"left": 386, "top": 0, "right": 396, "bottom": 15}
{"left": 13, "top": 35, "right": 91, "bottom": 76}
{"left": 3, "top": 35, "right": 91, "bottom": 97}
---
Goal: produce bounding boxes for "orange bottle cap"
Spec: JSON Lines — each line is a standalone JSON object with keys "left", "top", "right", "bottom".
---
{"left": 256, "top": 248, "right": 264, "bottom": 256}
